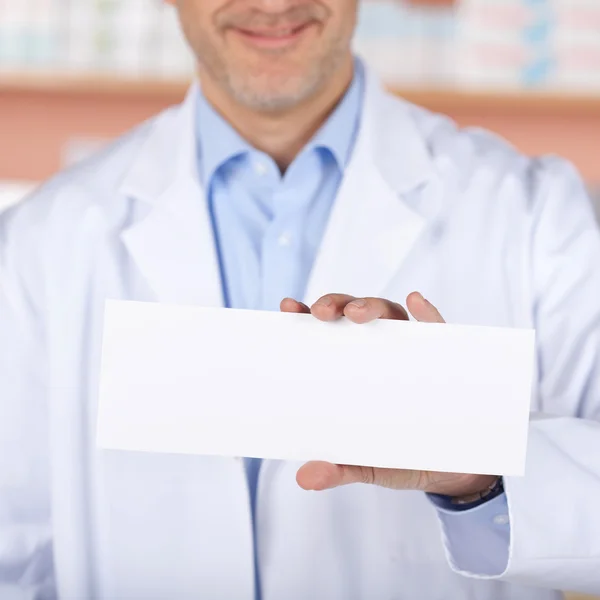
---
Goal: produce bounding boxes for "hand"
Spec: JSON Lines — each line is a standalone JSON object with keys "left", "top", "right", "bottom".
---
{"left": 280, "top": 292, "right": 498, "bottom": 499}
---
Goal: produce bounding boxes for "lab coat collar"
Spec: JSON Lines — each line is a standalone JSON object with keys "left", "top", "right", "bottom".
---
{"left": 117, "top": 68, "right": 439, "bottom": 305}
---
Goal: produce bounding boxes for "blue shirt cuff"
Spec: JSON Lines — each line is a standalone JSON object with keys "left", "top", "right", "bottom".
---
{"left": 428, "top": 492, "right": 511, "bottom": 576}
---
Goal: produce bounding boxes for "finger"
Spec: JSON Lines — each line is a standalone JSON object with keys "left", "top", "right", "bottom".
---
{"left": 297, "top": 462, "right": 425, "bottom": 491}
{"left": 406, "top": 292, "right": 445, "bottom": 324}
{"left": 343, "top": 297, "right": 409, "bottom": 324}
{"left": 280, "top": 297, "right": 311, "bottom": 314}
{"left": 310, "top": 294, "right": 356, "bottom": 322}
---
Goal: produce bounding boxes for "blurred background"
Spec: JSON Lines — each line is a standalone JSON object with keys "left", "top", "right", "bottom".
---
{"left": 0, "top": 0, "right": 599, "bottom": 216}
{"left": 0, "top": 2, "right": 598, "bottom": 598}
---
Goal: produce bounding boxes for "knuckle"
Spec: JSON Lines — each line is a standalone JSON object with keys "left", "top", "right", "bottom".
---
{"left": 360, "top": 466, "right": 375, "bottom": 485}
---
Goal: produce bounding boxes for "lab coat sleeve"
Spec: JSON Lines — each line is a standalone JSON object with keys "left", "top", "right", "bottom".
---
{"left": 0, "top": 202, "right": 55, "bottom": 599}
{"left": 437, "top": 158, "right": 600, "bottom": 595}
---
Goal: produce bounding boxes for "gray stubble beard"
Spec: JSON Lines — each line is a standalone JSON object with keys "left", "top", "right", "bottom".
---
{"left": 197, "top": 32, "right": 350, "bottom": 113}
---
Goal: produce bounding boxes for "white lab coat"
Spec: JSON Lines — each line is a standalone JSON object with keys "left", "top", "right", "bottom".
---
{"left": 1, "top": 71, "right": 600, "bottom": 600}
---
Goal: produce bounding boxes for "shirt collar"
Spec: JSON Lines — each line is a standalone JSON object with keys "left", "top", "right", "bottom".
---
{"left": 307, "top": 59, "right": 364, "bottom": 170}
{"left": 196, "top": 59, "right": 365, "bottom": 187}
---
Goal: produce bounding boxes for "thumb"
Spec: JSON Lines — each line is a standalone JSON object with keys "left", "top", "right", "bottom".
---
{"left": 406, "top": 292, "right": 445, "bottom": 324}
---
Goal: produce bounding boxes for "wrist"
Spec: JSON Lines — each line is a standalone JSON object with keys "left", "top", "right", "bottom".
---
{"left": 451, "top": 476, "right": 504, "bottom": 507}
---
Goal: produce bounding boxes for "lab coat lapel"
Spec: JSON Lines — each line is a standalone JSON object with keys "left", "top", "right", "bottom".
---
{"left": 304, "top": 72, "right": 439, "bottom": 304}
{"left": 118, "top": 85, "right": 224, "bottom": 307}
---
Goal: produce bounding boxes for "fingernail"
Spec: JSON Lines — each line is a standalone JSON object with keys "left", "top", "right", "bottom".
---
{"left": 348, "top": 298, "right": 367, "bottom": 309}
{"left": 317, "top": 296, "right": 332, "bottom": 307}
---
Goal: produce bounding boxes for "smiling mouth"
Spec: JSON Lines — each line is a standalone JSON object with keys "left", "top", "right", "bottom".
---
{"left": 231, "top": 21, "right": 316, "bottom": 49}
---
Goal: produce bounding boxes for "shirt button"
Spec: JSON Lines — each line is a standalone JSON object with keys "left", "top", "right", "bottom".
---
{"left": 493, "top": 514, "right": 510, "bottom": 526}
{"left": 278, "top": 232, "right": 293, "bottom": 247}
{"left": 254, "top": 161, "right": 268, "bottom": 176}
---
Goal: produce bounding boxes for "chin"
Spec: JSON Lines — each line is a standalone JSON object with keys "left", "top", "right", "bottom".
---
{"left": 229, "top": 73, "right": 317, "bottom": 110}
{"left": 236, "top": 90, "right": 307, "bottom": 111}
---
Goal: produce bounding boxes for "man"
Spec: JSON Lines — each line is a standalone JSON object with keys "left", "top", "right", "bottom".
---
{"left": 1, "top": 1, "right": 599, "bottom": 598}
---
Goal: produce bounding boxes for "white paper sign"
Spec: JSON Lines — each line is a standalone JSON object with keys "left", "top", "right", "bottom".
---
{"left": 97, "top": 300, "right": 535, "bottom": 476}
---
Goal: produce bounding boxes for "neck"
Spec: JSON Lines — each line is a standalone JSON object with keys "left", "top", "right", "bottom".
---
{"left": 199, "top": 56, "right": 354, "bottom": 172}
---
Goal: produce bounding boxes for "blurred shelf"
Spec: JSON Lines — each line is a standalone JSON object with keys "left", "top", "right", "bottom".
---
{"left": 0, "top": 71, "right": 190, "bottom": 98}
{"left": 391, "top": 87, "right": 600, "bottom": 116}
{"left": 2, "top": 71, "right": 600, "bottom": 116}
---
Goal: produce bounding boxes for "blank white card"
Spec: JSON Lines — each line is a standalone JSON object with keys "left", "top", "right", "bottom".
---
{"left": 97, "top": 301, "right": 535, "bottom": 476}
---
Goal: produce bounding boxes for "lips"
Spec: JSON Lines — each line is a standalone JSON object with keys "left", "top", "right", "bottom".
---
{"left": 231, "top": 21, "right": 315, "bottom": 48}
{"left": 238, "top": 23, "right": 310, "bottom": 38}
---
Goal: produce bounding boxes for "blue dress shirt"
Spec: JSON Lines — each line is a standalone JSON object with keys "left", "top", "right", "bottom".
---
{"left": 196, "top": 61, "right": 510, "bottom": 597}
